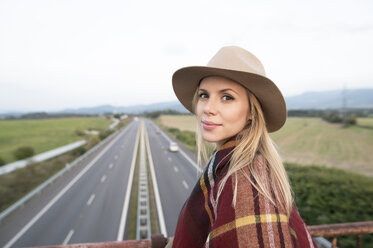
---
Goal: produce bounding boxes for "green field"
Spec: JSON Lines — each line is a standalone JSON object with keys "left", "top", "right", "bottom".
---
{"left": 158, "top": 115, "right": 373, "bottom": 177}
{"left": 158, "top": 115, "right": 197, "bottom": 132}
{"left": 357, "top": 117, "right": 373, "bottom": 127}
{"left": 0, "top": 117, "right": 112, "bottom": 164}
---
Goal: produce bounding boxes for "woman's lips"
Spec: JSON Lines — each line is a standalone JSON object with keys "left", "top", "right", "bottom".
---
{"left": 202, "top": 121, "right": 221, "bottom": 131}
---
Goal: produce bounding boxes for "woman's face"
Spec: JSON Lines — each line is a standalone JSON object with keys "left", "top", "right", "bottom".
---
{"left": 196, "top": 76, "right": 250, "bottom": 146}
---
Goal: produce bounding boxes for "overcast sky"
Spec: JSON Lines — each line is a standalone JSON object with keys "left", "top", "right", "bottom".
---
{"left": 1, "top": 0, "right": 372, "bottom": 112}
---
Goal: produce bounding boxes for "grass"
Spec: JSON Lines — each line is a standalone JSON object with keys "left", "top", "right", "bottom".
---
{"left": 286, "top": 162, "right": 373, "bottom": 247}
{"left": 146, "top": 145, "right": 161, "bottom": 235}
{"left": 126, "top": 138, "right": 140, "bottom": 240}
{"left": 271, "top": 117, "right": 373, "bottom": 176}
{"left": 0, "top": 117, "right": 112, "bottom": 164}
{"left": 157, "top": 115, "right": 373, "bottom": 177}
{"left": 0, "top": 118, "right": 131, "bottom": 213}
{"left": 159, "top": 125, "right": 196, "bottom": 152}
{"left": 357, "top": 118, "right": 373, "bottom": 128}
{"left": 126, "top": 125, "right": 161, "bottom": 239}
{"left": 0, "top": 136, "right": 100, "bottom": 212}
{"left": 157, "top": 115, "right": 196, "bottom": 132}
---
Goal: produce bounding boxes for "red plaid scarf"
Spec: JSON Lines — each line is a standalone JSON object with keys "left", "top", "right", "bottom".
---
{"left": 172, "top": 138, "right": 318, "bottom": 248}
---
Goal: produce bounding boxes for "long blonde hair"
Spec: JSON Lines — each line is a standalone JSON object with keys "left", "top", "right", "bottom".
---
{"left": 192, "top": 84, "right": 293, "bottom": 216}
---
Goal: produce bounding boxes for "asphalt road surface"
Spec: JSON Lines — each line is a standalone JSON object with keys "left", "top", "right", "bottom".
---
{"left": 144, "top": 119, "right": 200, "bottom": 236}
{"left": 0, "top": 119, "right": 201, "bottom": 247}
{"left": 0, "top": 120, "right": 140, "bottom": 247}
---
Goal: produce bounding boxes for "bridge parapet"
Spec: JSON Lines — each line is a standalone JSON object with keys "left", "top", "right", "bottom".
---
{"left": 32, "top": 221, "right": 373, "bottom": 248}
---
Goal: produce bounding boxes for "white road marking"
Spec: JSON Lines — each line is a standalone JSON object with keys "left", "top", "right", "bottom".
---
{"left": 160, "top": 130, "right": 202, "bottom": 173}
{"left": 144, "top": 122, "right": 168, "bottom": 237}
{"left": 117, "top": 124, "right": 140, "bottom": 241}
{"left": 62, "top": 229, "right": 74, "bottom": 245}
{"left": 101, "top": 175, "right": 107, "bottom": 183}
{"left": 182, "top": 180, "right": 189, "bottom": 189}
{"left": 3, "top": 127, "right": 130, "bottom": 248}
{"left": 87, "top": 194, "right": 95, "bottom": 206}
{"left": 174, "top": 166, "right": 179, "bottom": 172}
{"left": 164, "top": 151, "right": 167, "bottom": 154}
{"left": 114, "top": 155, "right": 118, "bottom": 160}
{"left": 161, "top": 145, "right": 164, "bottom": 149}
{"left": 168, "top": 157, "right": 172, "bottom": 162}
{"left": 109, "top": 163, "right": 113, "bottom": 169}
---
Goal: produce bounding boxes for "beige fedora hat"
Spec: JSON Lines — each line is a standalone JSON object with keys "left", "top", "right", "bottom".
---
{"left": 172, "top": 46, "right": 286, "bottom": 132}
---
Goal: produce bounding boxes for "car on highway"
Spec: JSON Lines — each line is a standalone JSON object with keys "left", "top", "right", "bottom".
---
{"left": 156, "top": 129, "right": 161, "bottom": 134}
{"left": 169, "top": 142, "right": 179, "bottom": 152}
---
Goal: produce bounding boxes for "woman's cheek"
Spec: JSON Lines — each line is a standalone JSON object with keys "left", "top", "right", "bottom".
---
{"left": 230, "top": 105, "right": 248, "bottom": 128}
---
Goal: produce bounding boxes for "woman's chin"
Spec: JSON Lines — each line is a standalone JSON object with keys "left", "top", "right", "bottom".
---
{"left": 202, "top": 134, "right": 220, "bottom": 144}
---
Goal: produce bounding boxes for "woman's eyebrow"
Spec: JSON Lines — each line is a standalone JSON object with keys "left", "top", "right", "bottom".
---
{"left": 219, "top": 88, "right": 239, "bottom": 94}
{"left": 198, "top": 88, "right": 239, "bottom": 95}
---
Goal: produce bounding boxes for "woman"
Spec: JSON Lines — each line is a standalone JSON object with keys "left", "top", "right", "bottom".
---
{"left": 169, "top": 46, "right": 317, "bottom": 247}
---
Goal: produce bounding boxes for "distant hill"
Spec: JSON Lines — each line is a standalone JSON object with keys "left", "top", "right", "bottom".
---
{"left": 286, "top": 88, "right": 373, "bottom": 109}
{"left": 58, "top": 101, "right": 188, "bottom": 115}
{"left": 58, "top": 88, "right": 372, "bottom": 114}
{"left": 1, "top": 88, "right": 372, "bottom": 118}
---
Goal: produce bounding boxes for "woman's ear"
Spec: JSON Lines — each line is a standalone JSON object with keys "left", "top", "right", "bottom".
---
{"left": 246, "top": 114, "right": 252, "bottom": 125}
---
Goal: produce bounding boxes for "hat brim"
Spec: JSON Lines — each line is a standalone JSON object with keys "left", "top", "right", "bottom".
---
{"left": 172, "top": 66, "right": 287, "bottom": 132}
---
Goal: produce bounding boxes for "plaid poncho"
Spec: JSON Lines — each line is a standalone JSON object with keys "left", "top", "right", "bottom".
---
{"left": 172, "top": 139, "right": 317, "bottom": 248}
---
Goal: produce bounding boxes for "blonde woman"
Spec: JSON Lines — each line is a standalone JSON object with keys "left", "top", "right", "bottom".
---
{"left": 169, "top": 46, "right": 317, "bottom": 247}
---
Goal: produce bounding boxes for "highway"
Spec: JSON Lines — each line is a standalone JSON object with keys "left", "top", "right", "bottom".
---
{"left": 145, "top": 119, "right": 200, "bottom": 236}
{"left": 0, "top": 119, "right": 201, "bottom": 247}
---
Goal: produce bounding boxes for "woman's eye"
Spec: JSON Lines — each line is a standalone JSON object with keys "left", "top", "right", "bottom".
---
{"left": 222, "top": 95, "right": 234, "bottom": 101}
{"left": 199, "top": 93, "right": 208, "bottom": 99}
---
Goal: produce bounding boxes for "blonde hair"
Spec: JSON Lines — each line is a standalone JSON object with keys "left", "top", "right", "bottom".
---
{"left": 192, "top": 83, "right": 293, "bottom": 216}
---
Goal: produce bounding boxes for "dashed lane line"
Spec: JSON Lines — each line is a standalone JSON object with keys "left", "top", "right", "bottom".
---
{"left": 159, "top": 125, "right": 202, "bottom": 173}
{"left": 101, "top": 175, "right": 107, "bottom": 183}
{"left": 182, "top": 180, "right": 189, "bottom": 189}
{"left": 3, "top": 126, "right": 131, "bottom": 248}
{"left": 87, "top": 194, "right": 95, "bottom": 206}
{"left": 62, "top": 229, "right": 74, "bottom": 245}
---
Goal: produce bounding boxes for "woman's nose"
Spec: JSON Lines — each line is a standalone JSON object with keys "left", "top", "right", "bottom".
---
{"left": 203, "top": 98, "right": 218, "bottom": 115}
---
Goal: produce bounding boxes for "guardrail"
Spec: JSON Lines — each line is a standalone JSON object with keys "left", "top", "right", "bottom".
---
{"left": 30, "top": 221, "right": 373, "bottom": 248}
{"left": 0, "top": 126, "right": 124, "bottom": 222}
{"left": 137, "top": 121, "right": 151, "bottom": 240}
{"left": 0, "top": 140, "right": 87, "bottom": 175}
{"left": 308, "top": 221, "right": 373, "bottom": 248}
